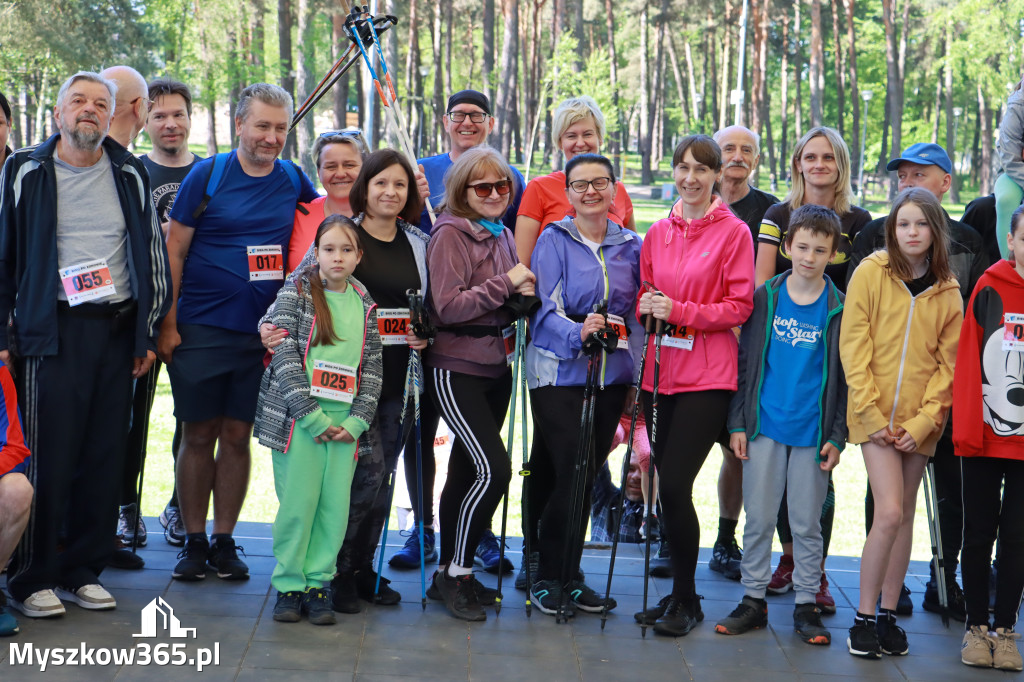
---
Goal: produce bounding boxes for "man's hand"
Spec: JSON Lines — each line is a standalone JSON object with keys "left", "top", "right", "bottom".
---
{"left": 416, "top": 165, "right": 431, "bottom": 201}
{"left": 0, "top": 350, "right": 9, "bottom": 366}
{"left": 157, "top": 325, "right": 181, "bottom": 364}
{"left": 820, "top": 442, "right": 841, "bottom": 471}
{"left": 132, "top": 350, "right": 156, "bottom": 378}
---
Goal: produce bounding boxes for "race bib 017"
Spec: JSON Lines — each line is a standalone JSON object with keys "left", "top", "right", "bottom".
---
{"left": 247, "top": 245, "right": 284, "bottom": 281}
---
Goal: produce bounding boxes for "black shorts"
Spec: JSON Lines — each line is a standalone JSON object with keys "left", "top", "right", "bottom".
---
{"left": 166, "top": 324, "right": 266, "bottom": 423}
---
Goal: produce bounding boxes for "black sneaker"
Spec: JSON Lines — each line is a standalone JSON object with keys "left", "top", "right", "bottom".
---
{"left": 530, "top": 580, "right": 575, "bottom": 618}
{"left": 474, "top": 529, "right": 514, "bottom": 574}
{"left": 923, "top": 580, "right": 967, "bottom": 622}
{"left": 427, "top": 571, "right": 498, "bottom": 606}
{"left": 514, "top": 551, "right": 539, "bottom": 591}
{"left": 793, "top": 603, "right": 831, "bottom": 645}
{"left": 436, "top": 570, "right": 486, "bottom": 621}
{"left": 272, "top": 591, "right": 303, "bottom": 622}
{"left": 652, "top": 595, "right": 704, "bottom": 637}
{"left": 879, "top": 583, "right": 913, "bottom": 615}
{"left": 172, "top": 536, "right": 209, "bottom": 581}
{"left": 354, "top": 567, "right": 401, "bottom": 605}
{"left": 640, "top": 515, "right": 661, "bottom": 543}
{"left": 302, "top": 587, "right": 336, "bottom": 625}
{"left": 877, "top": 614, "right": 909, "bottom": 655}
{"left": 568, "top": 580, "right": 616, "bottom": 613}
{"left": 634, "top": 594, "right": 672, "bottom": 624}
{"left": 207, "top": 537, "right": 249, "bottom": 580}
{"left": 848, "top": 620, "right": 882, "bottom": 659}
{"left": 709, "top": 537, "right": 742, "bottom": 581}
{"left": 714, "top": 596, "right": 768, "bottom": 635}
{"left": 109, "top": 539, "right": 145, "bottom": 571}
{"left": 330, "top": 574, "right": 361, "bottom": 614}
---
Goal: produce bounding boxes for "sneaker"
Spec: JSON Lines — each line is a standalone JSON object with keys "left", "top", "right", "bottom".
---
{"left": 388, "top": 528, "right": 439, "bottom": 569}
{"left": 474, "top": 529, "right": 514, "bottom": 575}
{"left": 109, "top": 542, "right": 145, "bottom": 571}
{"left": 530, "top": 579, "right": 575, "bottom": 618}
{"left": 158, "top": 504, "right": 185, "bottom": 547}
{"left": 10, "top": 589, "right": 65, "bottom": 618}
{"left": 650, "top": 540, "right": 673, "bottom": 579}
{"left": 568, "top": 580, "right": 616, "bottom": 613}
{"left": 816, "top": 574, "right": 836, "bottom": 614}
{"left": 794, "top": 603, "right": 831, "bottom": 645}
{"left": 639, "top": 515, "right": 661, "bottom": 543}
{"left": 514, "top": 551, "right": 539, "bottom": 591}
{"left": 0, "top": 605, "right": 18, "bottom": 635}
{"left": 55, "top": 584, "right": 116, "bottom": 610}
{"left": 207, "top": 537, "right": 249, "bottom": 580}
{"left": 708, "top": 537, "right": 742, "bottom": 581}
{"left": 879, "top": 583, "right": 913, "bottom": 615}
{"left": 766, "top": 554, "right": 794, "bottom": 594}
{"left": 847, "top": 619, "right": 881, "bottom": 659}
{"left": 877, "top": 614, "right": 909, "bottom": 655}
{"left": 634, "top": 594, "right": 672, "bottom": 625}
{"left": 715, "top": 596, "right": 768, "bottom": 635}
{"left": 354, "top": 567, "right": 401, "bottom": 605}
{"left": 923, "top": 580, "right": 967, "bottom": 622}
{"left": 302, "top": 587, "right": 336, "bottom": 625}
{"left": 436, "top": 569, "right": 486, "bottom": 622}
{"left": 117, "top": 503, "right": 147, "bottom": 547}
{"left": 172, "top": 536, "right": 209, "bottom": 581}
{"left": 272, "top": 591, "right": 303, "bottom": 622}
{"left": 993, "top": 627, "right": 1023, "bottom": 672}
{"left": 961, "top": 624, "right": 994, "bottom": 668}
{"left": 330, "top": 574, "right": 361, "bottom": 614}
{"left": 652, "top": 595, "right": 704, "bottom": 637}
{"left": 427, "top": 571, "right": 498, "bottom": 606}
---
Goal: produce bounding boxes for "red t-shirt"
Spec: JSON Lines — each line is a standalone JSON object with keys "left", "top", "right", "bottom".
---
{"left": 517, "top": 171, "right": 634, "bottom": 230}
{"left": 288, "top": 195, "right": 328, "bottom": 274}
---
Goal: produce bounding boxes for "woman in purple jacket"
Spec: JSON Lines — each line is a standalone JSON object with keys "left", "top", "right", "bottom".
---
{"left": 425, "top": 146, "right": 536, "bottom": 622}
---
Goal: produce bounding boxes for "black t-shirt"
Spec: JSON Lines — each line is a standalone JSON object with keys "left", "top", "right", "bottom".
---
{"left": 140, "top": 153, "right": 201, "bottom": 225}
{"left": 960, "top": 194, "right": 1004, "bottom": 265}
{"left": 758, "top": 202, "right": 873, "bottom": 292}
{"left": 905, "top": 271, "right": 937, "bottom": 297}
{"left": 729, "top": 185, "right": 780, "bottom": 244}
{"left": 354, "top": 226, "right": 420, "bottom": 399}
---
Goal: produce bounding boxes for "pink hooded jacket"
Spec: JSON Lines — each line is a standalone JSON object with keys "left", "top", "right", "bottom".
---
{"left": 637, "top": 197, "right": 755, "bottom": 394}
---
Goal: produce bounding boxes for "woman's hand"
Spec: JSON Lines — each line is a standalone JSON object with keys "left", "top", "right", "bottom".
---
{"left": 650, "top": 292, "right": 673, "bottom": 321}
{"left": 638, "top": 292, "right": 654, "bottom": 316}
{"left": 334, "top": 428, "right": 355, "bottom": 443}
{"left": 260, "top": 323, "right": 288, "bottom": 352}
{"left": 893, "top": 427, "right": 917, "bottom": 453}
{"left": 314, "top": 425, "right": 342, "bottom": 443}
{"left": 407, "top": 330, "right": 429, "bottom": 350}
{"left": 506, "top": 263, "right": 536, "bottom": 288}
{"left": 579, "top": 312, "right": 607, "bottom": 343}
{"left": 868, "top": 427, "right": 895, "bottom": 447}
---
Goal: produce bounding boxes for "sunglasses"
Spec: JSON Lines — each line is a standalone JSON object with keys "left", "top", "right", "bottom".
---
{"left": 318, "top": 128, "right": 365, "bottom": 139}
{"left": 467, "top": 180, "right": 512, "bottom": 198}
{"left": 568, "top": 177, "right": 612, "bottom": 193}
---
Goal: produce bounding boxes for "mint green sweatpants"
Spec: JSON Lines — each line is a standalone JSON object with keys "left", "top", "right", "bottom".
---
{"left": 271, "top": 431, "right": 357, "bottom": 594}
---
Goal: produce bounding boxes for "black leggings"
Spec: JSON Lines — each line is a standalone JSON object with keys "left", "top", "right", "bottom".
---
{"left": 430, "top": 367, "right": 512, "bottom": 568}
{"left": 530, "top": 384, "right": 627, "bottom": 582}
{"left": 643, "top": 389, "right": 731, "bottom": 600}
{"left": 402, "top": 369, "right": 441, "bottom": 527}
{"left": 961, "top": 456, "right": 1024, "bottom": 629}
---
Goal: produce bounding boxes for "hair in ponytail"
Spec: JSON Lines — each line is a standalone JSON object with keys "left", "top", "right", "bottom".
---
{"left": 298, "top": 214, "right": 363, "bottom": 346}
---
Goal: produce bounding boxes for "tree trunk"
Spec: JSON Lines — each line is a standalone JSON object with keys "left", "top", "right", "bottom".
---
{"left": 639, "top": 0, "right": 653, "bottom": 184}
{"left": 667, "top": 33, "right": 689, "bottom": 135}
{"left": 829, "top": 0, "right": 844, "bottom": 136}
{"left": 751, "top": 0, "right": 769, "bottom": 148}
{"left": 779, "top": 7, "right": 790, "bottom": 182}
{"left": 979, "top": 84, "right": 993, "bottom": 195}
{"left": 809, "top": 0, "right": 823, "bottom": 128}
{"left": 845, "top": 0, "right": 861, "bottom": 189}
{"left": 277, "top": 0, "right": 296, "bottom": 160}
{"left": 943, "top": 27, "right": 958, "bottom": 202}
{"left": 444, "top": 2, "right": 453, "bottom": 97}
{"left": 652, "top": 0, "right": 668, "bottom": 166}
{"left": 432, "top": 0, "right": 444, "bottom": 154}
{"left": 496, "top": 0, "right": 520, "bottom": 158}
{"left": 574, "top": 0, "right": 585, "bottom": 70}
{"left": 605, "top": 0, "right": 622, "bottom": 173}
{"left": 402, "top": 0, "right": 419, "bottom": 126}
{"left": 882, "top": 0, "right": 907, "bottom": 199}
{"left": 971, "top": 95, "right": 981, "bottom": 187}
{"left": 483, "top": 0, "right": 495, "bottom": 109}
{"left": 333, "top": 14, "right": 350, "bottom": 128}
{"left": 931, "top": 77, "right": 942, "bottom": 144}
{"left": 793, "top": 0, "right": 803, "bottom": 140}
{"left": 250, "top": 0, "right": 266, "bottom": 81}
{"left": 719, "top": 1, "right": 733, "bottom": 130}
{"left": 295, "top": 0, "right": 316, "bottom": 177}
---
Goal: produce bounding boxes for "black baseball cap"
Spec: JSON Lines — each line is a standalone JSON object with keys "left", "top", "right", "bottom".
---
{"left": 446, "top": 89, "right": 490, "bottom": 115}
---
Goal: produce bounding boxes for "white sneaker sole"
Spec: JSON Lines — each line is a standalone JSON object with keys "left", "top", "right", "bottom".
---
{"left": 55, "top": 588, "right": 116, "bottom": 611}
{"left": 10, "top": 598, "right": 65, "bottom": 618}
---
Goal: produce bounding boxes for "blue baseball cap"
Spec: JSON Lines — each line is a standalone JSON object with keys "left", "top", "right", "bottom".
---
{"left": 886, "top": 142, "right": 952, "bottom": 174}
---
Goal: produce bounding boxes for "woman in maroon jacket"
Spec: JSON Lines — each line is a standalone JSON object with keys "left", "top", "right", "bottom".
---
{"left": 425, "top": 146, "right": 536, "bottom": 622}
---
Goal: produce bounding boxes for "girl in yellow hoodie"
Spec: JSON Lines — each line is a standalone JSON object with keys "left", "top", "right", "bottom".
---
{"left": 840, "top": 187, "right": 963, "bottom": 659}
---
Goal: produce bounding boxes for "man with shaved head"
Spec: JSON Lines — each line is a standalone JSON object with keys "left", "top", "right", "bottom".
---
{"left": 100, "top": 66, "right": 149, "bottom": 147}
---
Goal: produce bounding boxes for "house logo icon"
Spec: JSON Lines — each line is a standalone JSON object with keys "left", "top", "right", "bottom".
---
{"left": 133, "top": 597, "right": 197, "bottom": 638}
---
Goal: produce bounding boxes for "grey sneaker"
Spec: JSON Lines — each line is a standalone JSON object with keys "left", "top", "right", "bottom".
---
{"left": 118, "top": 503, "right": 147, "bottom": 547}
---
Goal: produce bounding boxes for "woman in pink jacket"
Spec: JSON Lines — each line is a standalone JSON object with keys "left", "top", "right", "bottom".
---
{"left": 634, "top": 134, "right": 756, "bottom": 637}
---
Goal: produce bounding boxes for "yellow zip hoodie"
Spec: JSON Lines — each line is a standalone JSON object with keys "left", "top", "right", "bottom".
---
{"left": 840, "top": 251, "right": 963, "bottom": 455}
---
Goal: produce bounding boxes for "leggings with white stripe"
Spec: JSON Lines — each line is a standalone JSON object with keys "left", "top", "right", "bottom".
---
{"left": 430, "top": 367, "right": 512, "bottom": 568}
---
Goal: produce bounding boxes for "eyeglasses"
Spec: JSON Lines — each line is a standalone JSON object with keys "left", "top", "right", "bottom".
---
{"left": 319, "top": 128, "right": 365, "bottom": 140}
{"left": 467, "top": 180, "right": 512, "bottom": 197}
{"left": 447, "top": 111, "right": 489, "bottom": 123}
{"left": 568, "top": 177, "right": 612, "bottom": 193}
{"left": 128, "top": 96, "right": 151, "bottom": 111}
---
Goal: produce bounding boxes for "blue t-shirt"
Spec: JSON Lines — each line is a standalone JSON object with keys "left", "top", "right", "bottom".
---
{"left": 758, "top": 283, "right": 829, "bottom": 447}
{"left": 169, "top": 151, "right": 319, "bottom": 333}
{"left": 417, "top": 152, "right": 525, "bottom": 234}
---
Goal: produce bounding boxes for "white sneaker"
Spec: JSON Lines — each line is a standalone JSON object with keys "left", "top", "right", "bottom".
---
{"left": 11, "top": 589, "right": 66, "bottom": 618}
{"left": 56, "top": 584, "right": 116, "bottom": 610}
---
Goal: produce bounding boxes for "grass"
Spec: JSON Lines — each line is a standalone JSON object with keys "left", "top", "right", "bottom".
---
{"left": 140, "top": 374, "right": 937, "bottom": 562}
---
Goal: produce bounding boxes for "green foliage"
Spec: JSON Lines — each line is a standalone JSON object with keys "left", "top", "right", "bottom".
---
{"left": 545, "top": 36, "right": 620, "bottom": 133}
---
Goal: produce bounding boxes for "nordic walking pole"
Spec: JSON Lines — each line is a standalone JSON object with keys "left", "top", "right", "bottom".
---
{"left": 922, "top": 461, "right": 949, "bottom": 627}
{"left": 519, "top": 322, "right": 533, "bottom": 617}
{"left": 601, "top": 315, "right": 654, "bottom": 630}
{"left": 290, "top": 42, "right": 358, "bottom": 130}
{"left": 408, "top": 288, "right": 436, "bottom": 610}
{"left": 640, "top": 305, "right": 666, "bottom": 639}
{"left": 129, "top": 370, "right": 155, "bottom": 556}
{"left": 494, "top": 318, "right": 526, "bottom": 615}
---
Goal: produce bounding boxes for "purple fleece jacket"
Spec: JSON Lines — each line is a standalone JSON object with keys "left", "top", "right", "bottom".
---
{"left": 425, "top": 211, "right": 519, "bottom": 378}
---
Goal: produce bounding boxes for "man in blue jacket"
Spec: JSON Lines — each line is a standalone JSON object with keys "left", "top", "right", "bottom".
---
{"left": 0, "top": 70, "right": 171, "bottom": 618}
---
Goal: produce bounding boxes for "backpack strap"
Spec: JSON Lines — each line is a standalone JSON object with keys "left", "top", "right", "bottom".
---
{"left": 191, "top": 151, "right": 232, "bottom": 221}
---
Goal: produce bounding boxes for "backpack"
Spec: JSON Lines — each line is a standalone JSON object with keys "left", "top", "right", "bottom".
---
{"left": 191, "top": 151, "right": 305, "bottom": 221}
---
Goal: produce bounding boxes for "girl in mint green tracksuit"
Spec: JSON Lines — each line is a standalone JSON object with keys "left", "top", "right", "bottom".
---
{"left": 255, "top": 216, "right": 383, "bottom": 624}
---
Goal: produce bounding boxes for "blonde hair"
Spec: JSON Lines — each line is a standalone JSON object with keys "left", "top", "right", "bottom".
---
{"left": 785, "top": 126, "right": 854, "bottom": 215}
{"left": 441, "top": 146, "right": 516, "bottom": 220}
{"left": 551, "top": 96, "right": 606, "bottom": 148}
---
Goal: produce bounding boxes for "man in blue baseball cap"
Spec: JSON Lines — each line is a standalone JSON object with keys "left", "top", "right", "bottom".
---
{"left": 848, "top": 141, "right": 990, "bottom": 623}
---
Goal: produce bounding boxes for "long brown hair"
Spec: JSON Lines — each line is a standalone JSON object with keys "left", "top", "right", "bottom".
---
{"left": 883, "top": 187, "right": 953, "bottom": 283}
{"left": 348, "top": 149, "right": 423, "bottom": 223}
{"left": 298, "top": 214, "right": 362, "bottom": 346}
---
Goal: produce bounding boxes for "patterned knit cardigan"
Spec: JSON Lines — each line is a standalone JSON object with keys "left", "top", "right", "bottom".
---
{"left": 254, "top": 272, "right": 383, "bottom": 455}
